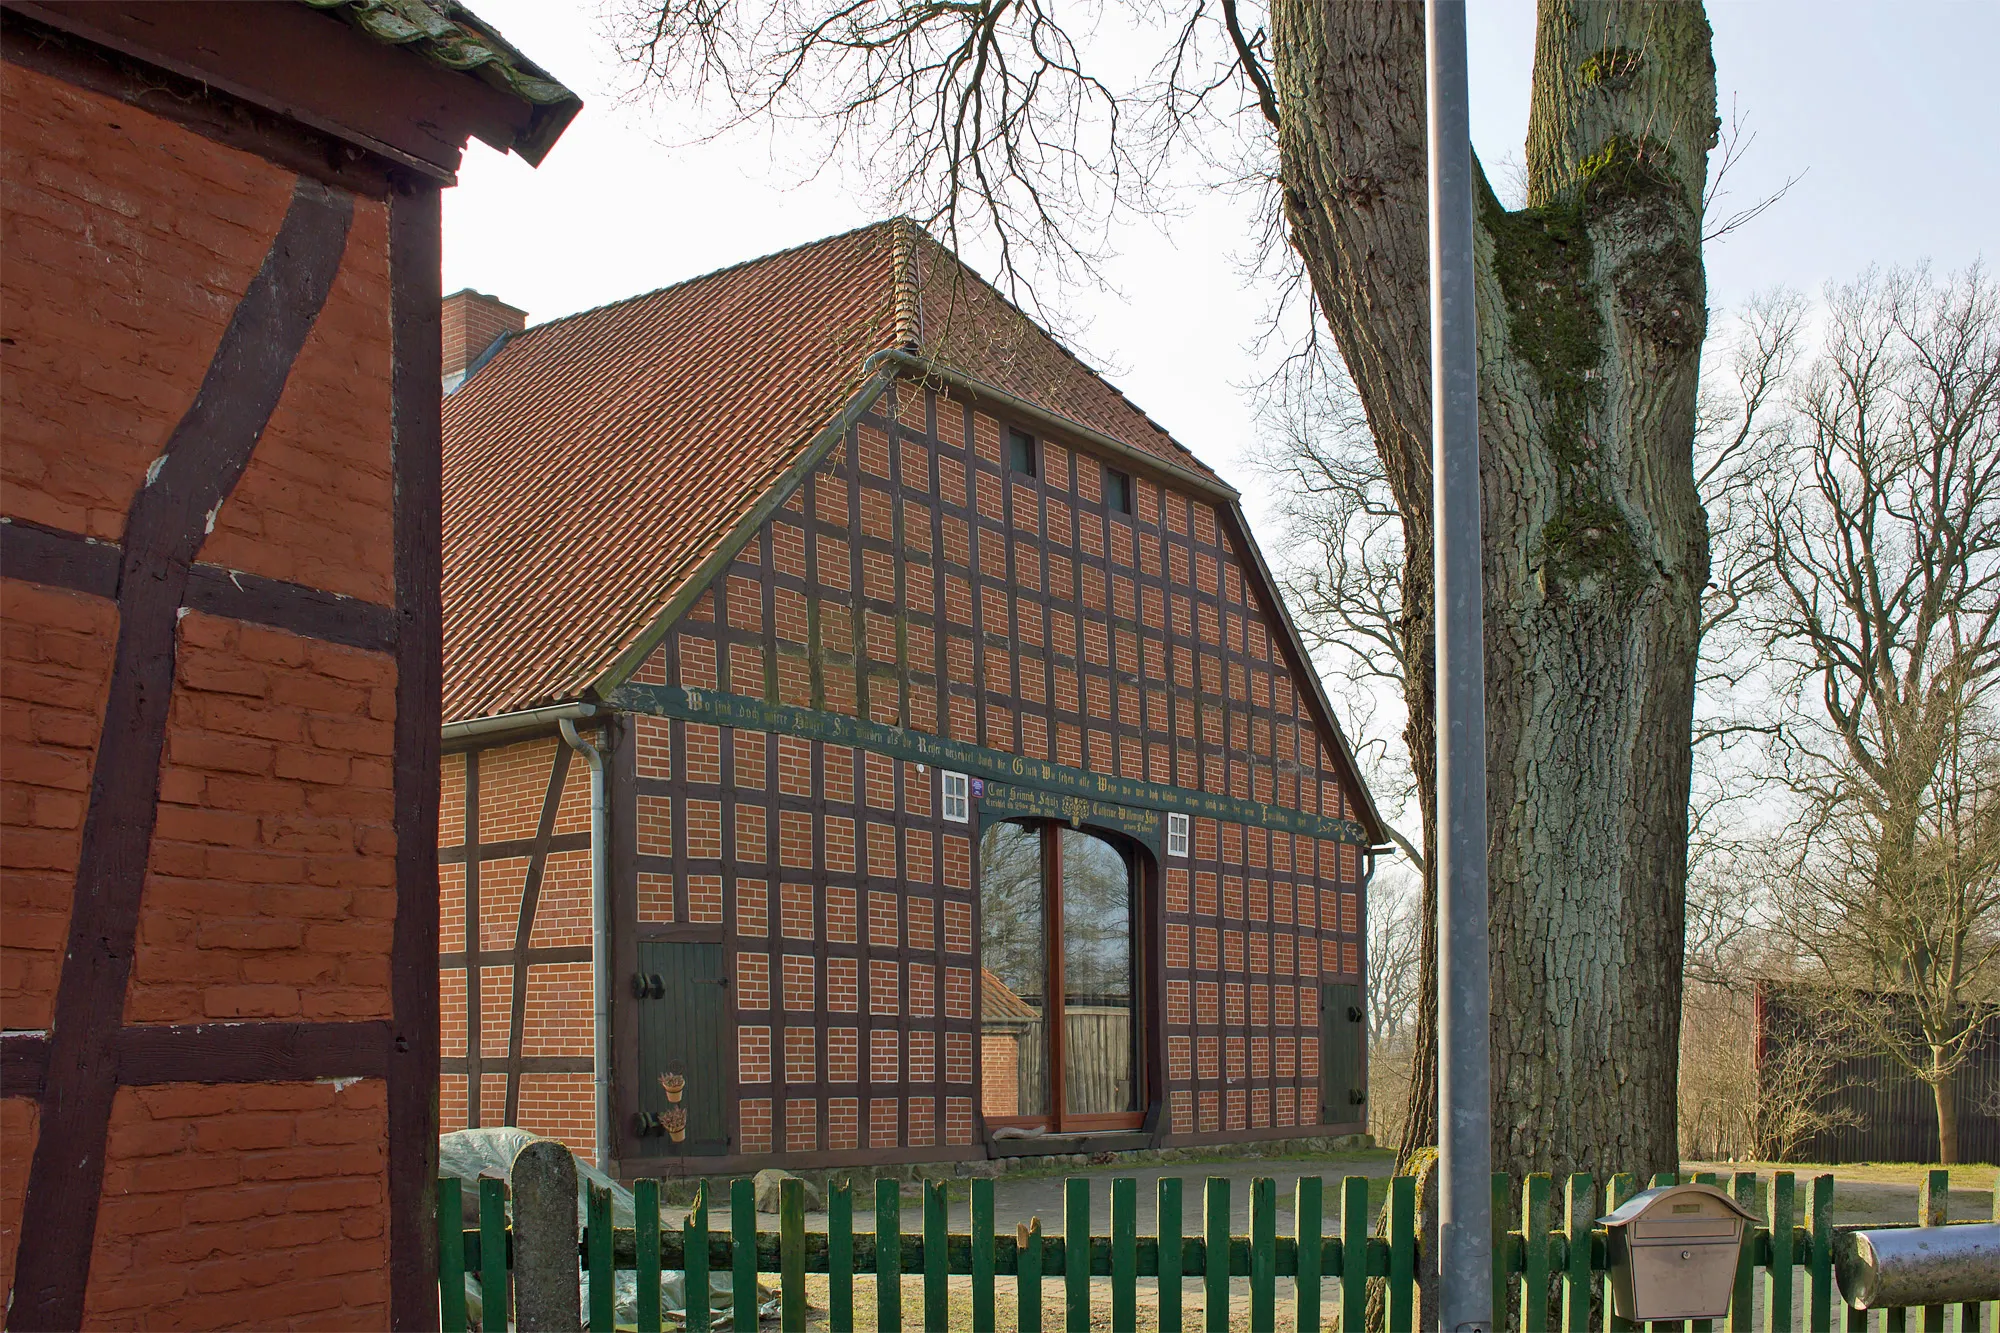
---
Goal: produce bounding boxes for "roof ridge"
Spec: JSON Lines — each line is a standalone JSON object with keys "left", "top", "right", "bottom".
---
{"left": 513, "top": 218, "right": 903, "bottom": 342}
{"left": 890, "top": 216, "right": 921, "bottom": 351}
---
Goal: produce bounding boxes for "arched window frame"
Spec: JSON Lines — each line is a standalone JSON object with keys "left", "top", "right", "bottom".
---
{"left": 979, "top": 816, "right": 1156, "bottom": 1134}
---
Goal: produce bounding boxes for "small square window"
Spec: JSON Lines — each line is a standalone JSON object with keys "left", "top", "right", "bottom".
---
{"left": 942, "top": 771, "right": 970, "bottom": 823}
{"left": 1167, "top": 812, "right": 1190, "bottom": 858}
{"left": 1008, "top": 428, "right": 1038, "bottom": 477}
{"left": 1106, "top": 468, "right": 1132, "bottom": 514}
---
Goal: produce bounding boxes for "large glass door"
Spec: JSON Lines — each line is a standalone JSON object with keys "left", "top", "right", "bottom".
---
{"left": 979, "top": 820, "right": 1143, "bottom": 1131}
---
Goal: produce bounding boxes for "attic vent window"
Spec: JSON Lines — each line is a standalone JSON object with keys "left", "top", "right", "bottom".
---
{"left": 1106, "top": 468, "right": 1133, "bottom": 514}
{"left": 1008, "top": 428, "right": 1038, "bottom": 477}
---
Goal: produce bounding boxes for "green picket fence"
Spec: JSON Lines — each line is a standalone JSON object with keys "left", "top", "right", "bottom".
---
{"left": 438, "top": 1167, "right": 1998, "bottom": 1332}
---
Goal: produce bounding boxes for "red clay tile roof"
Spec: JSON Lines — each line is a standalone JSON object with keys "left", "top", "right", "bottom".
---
{"left": 979, "top": 968, "right": 1042, "bottom": 1022}
{"left": 442, "top": 221, "right": 1228, "bottom": 723}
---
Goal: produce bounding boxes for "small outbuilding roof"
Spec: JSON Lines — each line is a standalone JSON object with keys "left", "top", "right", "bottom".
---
{"left": 300, "top": 0, "right": 581, "bottom": 164}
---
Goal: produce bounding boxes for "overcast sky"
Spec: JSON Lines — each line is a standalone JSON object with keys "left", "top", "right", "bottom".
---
{"left": 445, "top": 1, "right": 1995, "bottom": 504}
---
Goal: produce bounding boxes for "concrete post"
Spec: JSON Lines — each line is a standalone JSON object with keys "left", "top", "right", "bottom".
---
{"left": 511, "top": 1138, "right": 581, "bottom": 1331}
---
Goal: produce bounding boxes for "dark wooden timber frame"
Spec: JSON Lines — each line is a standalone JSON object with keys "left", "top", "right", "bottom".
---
{"left": 437, "top": 729, "right": 602, "bottom": 1131}
{"left": 0, "top": 19, "right": 457, "bottom": 1326}
{"left": 9, "top": 176, "right": 358, "bottom": 1330}
{"left": 387, "top": 176, "right": 445, "bottom": 1332}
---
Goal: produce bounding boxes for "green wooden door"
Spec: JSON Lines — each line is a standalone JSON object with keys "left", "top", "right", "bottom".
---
{"left": 1320, "top": 982, "right": 1365, "bottom": 1124}
{"left": 636, "top": 940, "right": 730, "bottom": 1155}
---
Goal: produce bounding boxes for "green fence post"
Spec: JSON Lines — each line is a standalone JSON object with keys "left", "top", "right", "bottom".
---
{"left": 924, "top": 1180, "right": 949, "bottom": 1333}
{"left": 876, "top": 1179, "right": 902, "bottom": 1333}
{"left": 636, "top": 1179, "right": 663, "bottom": 1333}
{"left": 1919, "top": 1169, "right": 1949, "bottom": 1333}
{"left": 1205, "top": 1177, "right": 1230, "bottom": 1333}
{"left": 1294, "top": 1175, "right": 1322, "bottom": 1333}
{"left": 1722, "top": 1173, "right": 1757, "bottom": 1333}
{"left": 1390, "top": 1175, "right": 1417, "bottom": 1333}
{"left": 1560, "top": 1174, "right": 1592, "bottom": 1333}
{"left": 781, "top": 1177, "right": 807, "bottom": 1333}
{"left": 479, "top": 1175, "right": 509, "bottom": 1333}
{"left": 1498, "top": 1173, "right": 1516, "bottom": 1333}
{"left": 1766, "top": 1173, "right": 1796, "bottom": 1333}
{"left": 438, "top": 1178, "right": 468, "bottom": 1333}
{"left": 1521, "top": 1173, "right": 1552, "bottom": 1333}
{"left": 588, "top": 1182, "right": 615, "bottom": 1333}
{"left": 830, "top": 1182, "right": 854, "bottom": 1333}
{"left": 1604, "top": 1174, "right": 1637, "bottom": 1333}
{"left": 1342, "top": 1175, "right": 1369, "bottom": 1333}
{"left": 973, "top": 1177, "right": 996, "bottom": 1333}
{"left": 1021, "top": 1218, "right": 1044, "bottom": 1333}
{"left": 1160, "top": 1177, "right": 1185, "bottom": 1333}
{"left": 1112, "top": 1177, "right": 1139, "bottom": 1333}
{"left": 1066, "top": 1178, "right": 1092, "bottom": 1333}
{"left": 1805, "top": 1174, "right": 1834, "bottom": 1333}
{"left": 732, "top": 1178, "right": 758, "bottom": 1333}
{"left": 1248, "top": 1177, "right": 1276, "bottom": 1333}
{"left": 687, "top": 1183, "right": 712, "bottom": 1333}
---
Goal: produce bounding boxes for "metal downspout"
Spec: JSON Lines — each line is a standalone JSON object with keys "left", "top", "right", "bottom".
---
{"left": 557, "top": 717, "right": 612, "bottom": 1173}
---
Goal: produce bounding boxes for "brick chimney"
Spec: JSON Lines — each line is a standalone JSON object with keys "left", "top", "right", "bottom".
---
{"left": 442, "top": 288, "right": 527, "bottom": 393}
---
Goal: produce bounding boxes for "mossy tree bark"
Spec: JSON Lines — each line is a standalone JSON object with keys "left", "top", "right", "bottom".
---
{"left": 1269, "top": 0, "right": 1717, "bottom": 1179}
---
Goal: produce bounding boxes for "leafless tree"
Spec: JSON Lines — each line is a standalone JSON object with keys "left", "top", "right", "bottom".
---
{"left": 1252, "top": 370, "right": 1422, "bottom": 870}
{"left": 1365, "top": 867, "right": 1421, "bottom": 1051}
{"left": 1750, "top": 264, "right": 2000, "bottom": 1162}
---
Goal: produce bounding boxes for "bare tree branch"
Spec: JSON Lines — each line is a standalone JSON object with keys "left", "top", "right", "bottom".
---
{"left": 1747, "top": 264, "right": 2000, "bottom": 1161}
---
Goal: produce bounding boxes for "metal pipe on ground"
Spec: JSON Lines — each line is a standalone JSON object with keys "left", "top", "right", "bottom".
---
{"left": 1837, "top": 1224, "right": 2000, "bottom": 1309}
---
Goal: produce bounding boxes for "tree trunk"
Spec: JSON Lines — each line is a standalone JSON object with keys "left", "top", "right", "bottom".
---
{"left": 1270, "top": 0, "right": 1717, "bottom": 1180}
{"left": 1933, "top": 1058, "right": 1960, "bottom": 1165}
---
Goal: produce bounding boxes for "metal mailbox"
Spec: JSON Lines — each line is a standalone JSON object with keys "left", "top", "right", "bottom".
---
{"left": 1599, "top": 1183, "right": 1756, "bottom": 1322}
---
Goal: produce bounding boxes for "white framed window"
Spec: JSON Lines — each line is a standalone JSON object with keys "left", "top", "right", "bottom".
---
{"left": 1167, "top": 812, "right": 1190, "bottom": 858}
{"left": 942, "top": 771, "right": 970, "bottom": 823}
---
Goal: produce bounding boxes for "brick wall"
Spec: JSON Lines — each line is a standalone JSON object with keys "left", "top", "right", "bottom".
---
{"left": 619, "top": 375, "right": 1370, "bottom": 1163}
{"left": 437, "top": 734, "right": 598, "bottom": 1155}
{"left": 1, "top": 56, "right": 403, "bottom": 1323}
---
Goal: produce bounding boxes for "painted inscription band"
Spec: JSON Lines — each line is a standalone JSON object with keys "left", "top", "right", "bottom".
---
{"left": 979, "top": 782, "right": 1163, "bottom": 851}
{"left": 606, "top": 683, "right": 1373, "bottom": 846}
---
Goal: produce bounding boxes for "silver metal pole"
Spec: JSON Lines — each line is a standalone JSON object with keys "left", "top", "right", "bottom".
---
{"left": 1426, "top": 2, "right": 1492, "bottom": 1330}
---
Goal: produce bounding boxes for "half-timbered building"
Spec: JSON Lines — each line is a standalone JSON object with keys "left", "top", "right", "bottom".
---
{"left": 0, "top": 2, "right": 576, "bottom": 1323}
{"left": 439, "top": 222, "right": 1387, "bottom": 1180}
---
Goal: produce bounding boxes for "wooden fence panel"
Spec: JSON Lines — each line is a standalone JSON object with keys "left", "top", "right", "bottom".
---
{"left": 436, "top": 1162, "right": 1998, "bottom": 1333}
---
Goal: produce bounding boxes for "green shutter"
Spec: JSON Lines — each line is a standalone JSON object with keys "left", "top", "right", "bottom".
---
{"left": 636, "top": 940, "right": 730, "bottom": 1154}
{"left": 1320, "top": 983, "right": 1365, "bottom": 1123}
